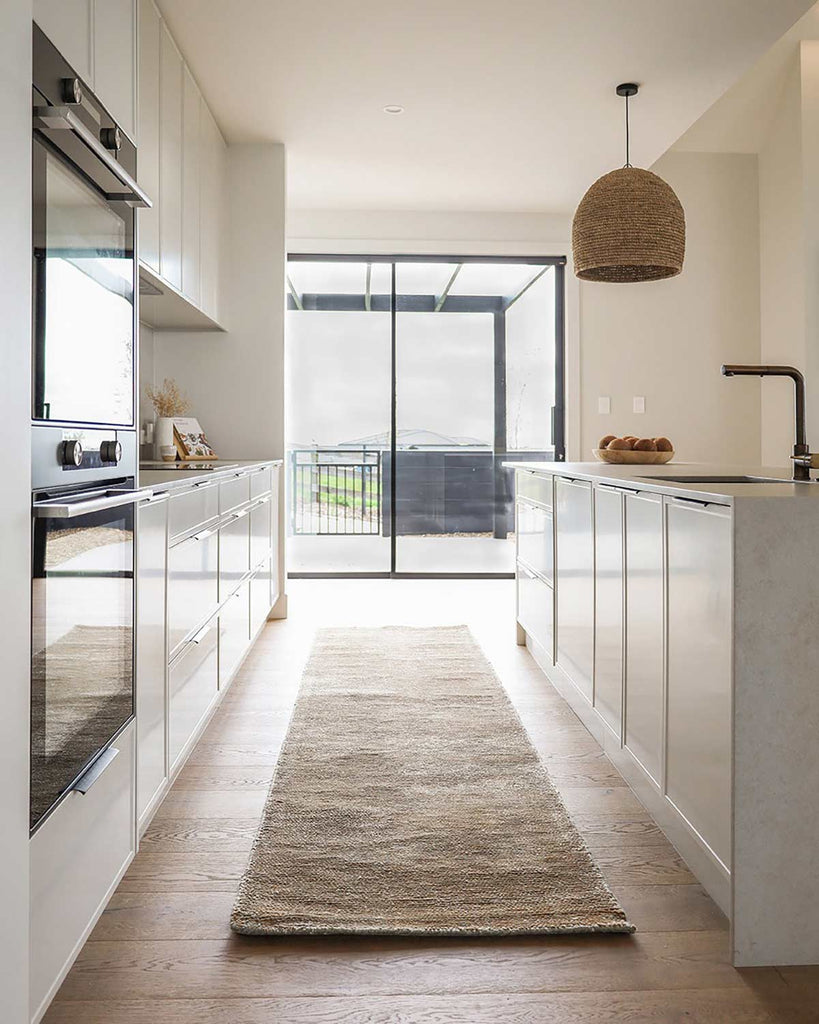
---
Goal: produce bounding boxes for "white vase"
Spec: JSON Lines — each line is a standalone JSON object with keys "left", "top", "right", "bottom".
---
{"left": 154, "top": 417, "right": 175, "bottom": 460}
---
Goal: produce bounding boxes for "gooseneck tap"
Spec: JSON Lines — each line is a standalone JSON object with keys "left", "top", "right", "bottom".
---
{"left": 720, "top": 364, "right": 812, "bottom": 480}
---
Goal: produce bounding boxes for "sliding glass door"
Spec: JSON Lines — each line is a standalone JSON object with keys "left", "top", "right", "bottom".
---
{"left": 285, "top": 255, "right": 564, "bottom": 577}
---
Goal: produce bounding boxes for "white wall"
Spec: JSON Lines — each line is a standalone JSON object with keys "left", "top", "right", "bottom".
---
{"left": 153, "top": 143, "right": 287, "bottom": 603}
{"left": 0, "top": 3, "right": 32, "bottom": 1022}
{"left": 579, "top": 150, "right": 762, "bottom": 462}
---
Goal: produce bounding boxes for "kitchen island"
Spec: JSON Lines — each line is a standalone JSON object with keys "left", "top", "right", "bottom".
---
{"left": 508, "top": 461, "right": 819, "bottom": 968}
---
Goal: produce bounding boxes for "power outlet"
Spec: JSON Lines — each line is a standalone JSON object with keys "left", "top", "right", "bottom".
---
{"left": 633, "top": 396, "right": 646, "bottom": 414}
{"left": 598, "top": 396, "right": 611, "bottom": 415}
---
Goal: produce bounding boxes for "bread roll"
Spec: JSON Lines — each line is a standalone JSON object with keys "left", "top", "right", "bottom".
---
{"left": 633, "top": 438, "right": 657, "bottom": 452}
{"left": 607, "top": 437, "right": 632, "bottom": 451}
{"left": 598, "top": 434, "right": 617, "bottom": 450}
{"left": 654, "top": 436, "right": 673, "bottom": 452}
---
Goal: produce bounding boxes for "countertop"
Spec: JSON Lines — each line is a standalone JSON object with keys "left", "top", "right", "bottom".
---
{"left": 503, "top": 461, "right": 819, "bottom": 504}
{"left": 138, "top": 459, "right": 282, "bottom": 494}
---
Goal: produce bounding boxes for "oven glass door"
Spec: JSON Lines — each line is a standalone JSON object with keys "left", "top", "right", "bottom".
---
{"left": 31, "top": 499, "right": 135, "bottom": 830}
{"left": 33, "top": 142, "right": 135, "bottom": 427}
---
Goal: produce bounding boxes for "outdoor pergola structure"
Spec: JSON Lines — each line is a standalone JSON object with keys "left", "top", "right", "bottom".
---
{"left": 286, "top": 254, "right": 566, "bottom": 545}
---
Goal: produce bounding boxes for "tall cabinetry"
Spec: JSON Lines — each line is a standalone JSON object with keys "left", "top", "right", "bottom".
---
{"left": 34, "top": 0, "right": 136, "bottom": 140}
{"left": 137, "top": 0, "right": 226, "bottom": 327}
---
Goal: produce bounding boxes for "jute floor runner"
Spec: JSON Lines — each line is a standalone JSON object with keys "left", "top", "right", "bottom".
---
{"left": 231, "top": 625, "right": 634, "bottom": 936}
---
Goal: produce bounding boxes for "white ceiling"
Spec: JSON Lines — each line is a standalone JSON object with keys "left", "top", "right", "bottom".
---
{"left": 674, "top": 2, "right": 819, "bottom": 153}
{"left": 158, "top": 0, "right": 814, "bottom": 212}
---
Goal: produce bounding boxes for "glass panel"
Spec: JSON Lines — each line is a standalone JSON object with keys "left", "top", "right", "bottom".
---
{"left": 31, "top": 505, "right": 134, "bottom": 829}
{"left": 395, "top": 261, "right": 558, "bottom": 573}
{"left": 36, "top": 150, "right": 134, "bottom": 425}
{"left": 285, "top": 260, "right": 391, "bottom": 572}
{"left": 394, "top": 262, "right": 505, "bottom": 573}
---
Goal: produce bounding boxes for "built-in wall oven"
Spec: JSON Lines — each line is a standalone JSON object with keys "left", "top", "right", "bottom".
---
{"left": 30, "top": 25, "right": 152, "bottom": 831}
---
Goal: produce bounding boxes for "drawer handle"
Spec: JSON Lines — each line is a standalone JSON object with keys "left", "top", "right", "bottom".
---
{"left": 71, "top": 747, "right": 119, "bottom": 795}
{"left": 191, "top": 622, "right": 214, "bottom": 644}
{"left": 193, "top": 526, "right": 218, "bottom": 541}
{"left": 231, "top": 508, "right": 250, "bottom": 520}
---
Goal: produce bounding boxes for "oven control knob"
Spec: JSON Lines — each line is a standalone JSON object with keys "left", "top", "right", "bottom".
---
{"left": 60, "top": 78, "right": 83, "bottom": 105}
{"left": 59, "top": 440, "right": 83, "bottom": 467}
{"left": 100, "top": 440, "right": 122, "bottom": 464}
{"left": 99, "top": 126, "right": 122, "bottom": 152}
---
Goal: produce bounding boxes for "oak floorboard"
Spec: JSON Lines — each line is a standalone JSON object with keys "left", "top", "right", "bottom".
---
{"left": 54, "top": 932, "right": 761, "bottom": 1002}
{"left": 42, "top": 987, "right": 798, "bottom": 1024}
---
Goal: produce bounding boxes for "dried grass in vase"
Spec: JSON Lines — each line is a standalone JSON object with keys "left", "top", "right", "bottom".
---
{"left": 146, "top": 378, "right": 191, "bottom": 418}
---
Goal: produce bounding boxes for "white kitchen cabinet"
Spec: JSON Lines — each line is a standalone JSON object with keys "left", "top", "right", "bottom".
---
{"left": 555, "top": 476, "right": 594, "bottom": 701}
{"left": 136, "top": 495, "right": 167, "bottom": 826}
{"left": 137, "top": 0, "right": 161, "bottom": 272}
{"left": 517, "top": 499, "right": 553, "bottom": 583}
{"left": 182, "top": 65, "right": 201, "bottom": 304}
{"left": 666, "top": 497, "right": 732, "bottom": 866}
{"left": 251, "top": 491, "right": 273, "bottom": 568}
{"left": 199, "top": 102, "right": 225, "bottom": 321}
{"left": 594, "top": 484, "right": 624, "bottom": 736}
{"left": 517, "top": 563, "right": 554, "bottom": 659}
{"left": 34, "top": 0, "right": 94, "bottom": 85}
{"left": 251, "top": 557, "right": 274, "bottom": 635}
{"left": 219, "top": 581, "right": 251, "bottom": 688}
{"left": 167, "top": 527, "right": 219, "bottom": 654}
{"left": 94, "top": 0, "right": 136, "bottom": 140}
{"left": 159, "top": 20, "right": 183, "bottom": 290}
{"left": 30, "top": 723, "right": 135, "bottom": 1021}
{"left": 168, "top": 623, "right": 218, "bottom": 770}
{"left": 219, "top": 510, "right": 251, "bottom": 599}
{"left": 624, "top": 490, "right": 665, "bottom": 784}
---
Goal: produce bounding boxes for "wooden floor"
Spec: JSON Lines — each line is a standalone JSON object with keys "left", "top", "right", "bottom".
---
{"left": 44, "top": 580, "right": 819, "bottom": 1023}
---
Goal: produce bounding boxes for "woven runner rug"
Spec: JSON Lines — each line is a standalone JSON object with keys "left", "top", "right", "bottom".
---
{"left": 232, "top": 625, "right": 634, "bottom": 936}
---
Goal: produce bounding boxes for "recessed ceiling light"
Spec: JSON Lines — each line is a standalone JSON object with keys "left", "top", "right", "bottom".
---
{"left": 383, "top": 104, "right": 404, "bottom": 115}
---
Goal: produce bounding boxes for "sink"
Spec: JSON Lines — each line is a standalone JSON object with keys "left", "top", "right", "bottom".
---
{"left": 647, "top": 475, "right": 796, "bottom": 484}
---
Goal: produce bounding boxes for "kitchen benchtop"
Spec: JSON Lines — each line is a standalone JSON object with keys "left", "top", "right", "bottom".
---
{"left": 504, "top": 461, "right": 819, "bottom": 504}
{"left": 138, "top": 459, "right": 282, "bottom": 495}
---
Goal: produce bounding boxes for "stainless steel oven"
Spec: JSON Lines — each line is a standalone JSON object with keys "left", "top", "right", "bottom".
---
{"left": 30, "top": 25, "right": 152, "bottom": 831}
{"left": 30, "top": 480, "right": 155, "bottom": 831}
{"left": 32, "top": 22, "right": 150, "bottom": 487}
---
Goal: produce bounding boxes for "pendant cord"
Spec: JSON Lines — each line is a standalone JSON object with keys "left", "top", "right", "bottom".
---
{"left": 625, "top": 93, "right": 631, "bottom": 167}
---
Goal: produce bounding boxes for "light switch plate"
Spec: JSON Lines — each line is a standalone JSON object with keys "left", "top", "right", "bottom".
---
{"left": 598, "top": 396, "right": 611, "bottom": 415}
{"left": 633, "top": 396, "right": 646, "bottom": 414}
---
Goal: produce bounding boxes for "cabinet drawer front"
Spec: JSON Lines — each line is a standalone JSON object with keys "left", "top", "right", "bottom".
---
{"left": 220, "top": 473, "right": 251, "bottom": 514}
{"left": 168, "top": 483, "right": 219, "bottom": 543}
{"left": 167, "top": 531, "right": 218, "bottom": 654}
{"left": 169, "top": 624, "right": 218, "bottom": 769}
{"left": 251, "top": 557, "right": 272, "bottom": 636}
{"left": 220, "top": 511, "right": 251, "bottom": 598}
{"left": 517, "top": 564, "right": 554, "bottom": 660}
{"left": 555, "top": 477, "right": 595, "bottom": 701}
{"left": 666, "top": 500, "right": 732, "bottom": 865}
{"left": 517, "top": 499, "right": 553, "bottom": 582}
{"left": 30, "top": 722, "right": 135, "bottom": 1018}
{"left": 624, "top": 491, "right": 665, "bottom": 784}
{"left": 516, "top": 470, "right": 553, "bottom": 509}
{"left": 594, "top": 486, "right": 624, "bottom": 736}
{"left": 219, "top": 581, "right": 250, "bottom": 688}
{"left": 249, "top": 465, "right": 273, "bottom": 499}
{"left": 250, "top": 493, "right": 273, "bottom": 567}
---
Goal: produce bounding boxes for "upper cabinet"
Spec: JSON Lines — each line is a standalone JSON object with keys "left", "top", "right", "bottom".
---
{"left": 34, "top": 0, "right": 136, "bottom": 140}
{"left": 137, "top": 0, "right": 226, "bottom": 330}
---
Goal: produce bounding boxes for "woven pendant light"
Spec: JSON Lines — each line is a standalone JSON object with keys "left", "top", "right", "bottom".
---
{"left": 572, "top": 84, "right": 685, "bottom": 283}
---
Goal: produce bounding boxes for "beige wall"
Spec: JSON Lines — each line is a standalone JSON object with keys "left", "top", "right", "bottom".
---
{"left": 579, "top": 150, "right": 762, "bottom": 463}
{"left": 759, "top": 54, "right": 807, "bottom": 465}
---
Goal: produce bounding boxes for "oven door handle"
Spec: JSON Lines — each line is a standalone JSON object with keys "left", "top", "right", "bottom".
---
{"left": 33, "top": 487, "right": 155, "bottom": 518}
{"left": 33, "top": 105, "right": 153, "bottom": 209}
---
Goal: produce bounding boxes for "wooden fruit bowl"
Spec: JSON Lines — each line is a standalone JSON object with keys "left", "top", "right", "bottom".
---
{"left": 593, "top": 448, "right": 675, "bottom": 465}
